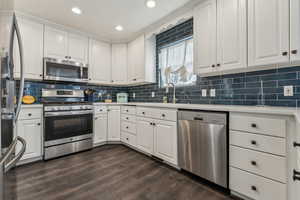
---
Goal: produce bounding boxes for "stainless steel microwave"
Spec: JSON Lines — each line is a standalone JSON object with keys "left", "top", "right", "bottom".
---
{"left": 43, "top": 57, "right": 89, "bottom": 83}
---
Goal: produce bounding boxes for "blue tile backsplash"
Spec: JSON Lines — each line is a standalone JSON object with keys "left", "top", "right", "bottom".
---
{"left": 20, "top": 18, "right": 300, "bottom": 107}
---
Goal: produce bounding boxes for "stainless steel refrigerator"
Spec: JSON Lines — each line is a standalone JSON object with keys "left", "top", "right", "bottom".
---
{"left": 0, "top": 13, "right": 26, "bottom": 200}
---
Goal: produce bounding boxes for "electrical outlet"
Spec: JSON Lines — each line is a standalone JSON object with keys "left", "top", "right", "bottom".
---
{"left": 151, "top": 92, "right": 155, "bottom": 98}
{"left": 284, "top": 86, "right": 294, "bottom": 96}
{"left": 133, "top": 93, "right": 136, "bottom": 99}
{"left": 202, "top": 89, "right": 207, "bottom": 97}
{"left": 210, "top": 89, "right": 216, "bottom": 97}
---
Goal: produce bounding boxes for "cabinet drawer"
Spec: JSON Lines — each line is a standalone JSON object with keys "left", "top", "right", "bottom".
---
{"left": 19, "top": 107, "right": 42, "bottom": 120}
{"left": 94, "top": 106, "right": 107, "bottom": 114}
{"left": 230, "top": 131, "right": 286, "bottom": 156}
{"left": 230, "top": 146, "right": 286, "bottom": 183}
{"left": 121, "top": 114, "right": 136, "bottom": 123}
{"left": 122, "top": 106, "right": 136, "bottom": 115}
{"left": 136, "top": 107, "right": 177, "bottom": 121}
{"left": 136, "top": 107, "right": 153, "bottom": 118}
{"left": 121, "top": 132, "right": 136, "bottom": 147}
{"left": 121, "top": 121, "right": 136, "bottom": 134}
{"left": 108, "top": 106, "right": 120, "bottom": 111}
{"left": 153, "top": 109, "right": 177, "bottom": 122}
{"left": 230, "top": 167, "right": 286, "bottom": 200}
{"left": 230, "top": 114, "right": 286, "bottom": 138}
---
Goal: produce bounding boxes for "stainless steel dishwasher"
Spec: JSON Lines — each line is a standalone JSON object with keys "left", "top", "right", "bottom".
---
{"left": 178, "top": 110, "right": 228, "bottom": 188}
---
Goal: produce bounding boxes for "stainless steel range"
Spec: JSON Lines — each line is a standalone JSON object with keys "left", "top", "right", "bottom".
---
{"left": 42, "top": 89, "right": 93, "bottom": 160}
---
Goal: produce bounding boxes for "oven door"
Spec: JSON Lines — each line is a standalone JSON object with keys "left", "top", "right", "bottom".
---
{"left": 44, "top": 58, "right": 88, "bottom": 83}
{"left": 44, "top": 110, "right": 93, "bottom": 147}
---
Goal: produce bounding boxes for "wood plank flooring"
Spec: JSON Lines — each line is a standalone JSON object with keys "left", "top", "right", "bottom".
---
{"left": 4, "top": 145, "right": 234, "bottom": 200}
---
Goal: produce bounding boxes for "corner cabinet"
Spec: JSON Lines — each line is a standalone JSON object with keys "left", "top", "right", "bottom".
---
{"left": 107, "top": 106, "right": 121, "bottom": 141}
{"left": 44, "top": 26, "right": 89, "bottom": 64}
{"left": 89, "top": 39, "right": 112, "bottom": 84}
{"left": 194, "top": 0, "right": 247, "bottom": 76}
{"left": 111, "top": 44, "right": 128, "bottom": 85}
{"left": 94, "top": 114, "right": 108, "bottom": 145}
{"left": 248, "top": 0, "right": 290, "bottom": 67}
{"left": 13, "top": 17, "right": 44, "bottom": 80}
{"left": 136, "top": 117, "right": 154, "bottom": 154}
{"left": 127, "top": 34, "right": 156, "bottom": 85}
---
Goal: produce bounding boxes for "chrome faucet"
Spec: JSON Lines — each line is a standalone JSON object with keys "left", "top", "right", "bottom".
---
{"left": 167, "top": 83, "right": 176, "bottom": 104}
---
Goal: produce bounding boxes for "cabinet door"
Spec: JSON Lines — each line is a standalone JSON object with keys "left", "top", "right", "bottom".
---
{"left": 107, "top": 108, "right": 120, "bottom": 141}
{"left": 193, "top": 0, "right": 217, "bottom": 74}
{"left": 291, "top": 0, "right": 300, "bottom": 62}
{"left": 154, "top": 120, "right": 177, "bottom": 165}
{"left": 136, "top": 118, "right": 154, "bottom": 154}
{"left": 14, "top": 17, "right": 44, "bottom": 80}
{"left": 94, "top": 115, "right": 107, "bottom": 144}
{"left": 89, "top": 40, "right": 111, "bottom": 84}
{"left": 44, "top": 26, "right": 68, "bottom": 59}
{"left": 217, "top": 0, "right": 247, "bottom": 71}
{"left": 67, "top": 33, "right": 89, "bottom": 63}
{"left": 248, "top": 0, "right": 289, "bottom": 67}
{"left": 111, "top": 44, "right": 128, "bottom": 84}
{"left": 16, "top": 119, "right": 42, "bottom": 161}
{"left": 127, "top": 35, "right": 145, "bottom": 83}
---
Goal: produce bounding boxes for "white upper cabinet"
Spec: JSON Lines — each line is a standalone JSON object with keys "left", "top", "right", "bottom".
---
{"left": 193, "top": 0, "right": 217, "bottom": 74}
{"left": 44, "top": 26, "right": 68, "bottom": 59}
{"left": 127, "top": 34, "right": 156, "bottom": 85}
{"left": 290, "top": 0, "right": 300, "bottom": 62}
{"left": 44, "top": 26, "right": 89, "bottom": 63}
{"left": 89, "top": 39, "right": 112, "bottom": 84}
{"left": 216, "top": 0, "right": 247, "bottom": 71}
{"left": 194, "top": 0, "right": 247, "bottom": 76}
{"left": 14, "top": 17, "right": 44, "bottom": 80}
{"left": 111, "top": 44, "right": 128, "bottom": 84}
{"left": 248, "top": 0, "right": 290, "bottom": 67}
{"left": 68, "top": 33, "right": 89, "bottom": 63}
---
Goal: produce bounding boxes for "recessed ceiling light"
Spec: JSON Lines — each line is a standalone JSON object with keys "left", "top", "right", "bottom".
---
{"left": 146, "top": 0, "right": 156, "bottom": 8}
{"left": 72, "top": 7, "right": 82, "bottom": 15}
{"left": 115, "top": 25, "right": 124, "bottom": 31}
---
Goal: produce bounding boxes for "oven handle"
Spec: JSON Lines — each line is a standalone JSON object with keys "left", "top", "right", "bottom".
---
{"left": 45, "top": 110, "right": 93, "bottom": 117}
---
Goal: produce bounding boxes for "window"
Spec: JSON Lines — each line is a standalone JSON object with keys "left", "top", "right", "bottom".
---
{"left": 159, "top": 37, "right": 196, "bottom": 87}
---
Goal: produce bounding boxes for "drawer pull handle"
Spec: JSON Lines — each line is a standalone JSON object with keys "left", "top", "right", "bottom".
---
{"left": 251, "top": 161, "right": 257, "bottom": 166}
{"left": 251, "top": 186, "right": 257, "bottom": 191}
{"left": 291, "top": 49, "right": 298, "bottom": 55}
{"left": 251, "top": 140, "right": 257, "bottom": 145}
{"left": 293, "top": 170, "right": 300, "bottom": 181}
{"left": 294, "top": 142, "right": 300, "bottom": 147}
{"left": 251, "top": 123, "right": 257, "bottom": 128}
{"left": 99, "top": 110, "right": 103, "bottom": 112}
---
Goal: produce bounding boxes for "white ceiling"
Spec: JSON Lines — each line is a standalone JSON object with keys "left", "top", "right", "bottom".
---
{"left": 14, "top": 0, "right": 195, "bottom": 42}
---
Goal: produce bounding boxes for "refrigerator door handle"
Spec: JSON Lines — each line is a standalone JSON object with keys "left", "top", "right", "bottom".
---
{"left": 8, "top": 13, "right": 25, "bottom": 122}
{"left": 0, "top": 136, "right": 26, "bottom": 172}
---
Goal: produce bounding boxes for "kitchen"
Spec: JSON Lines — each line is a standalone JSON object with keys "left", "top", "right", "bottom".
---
{"left": 0, "top": 0, "right": 300, "bottom": 200}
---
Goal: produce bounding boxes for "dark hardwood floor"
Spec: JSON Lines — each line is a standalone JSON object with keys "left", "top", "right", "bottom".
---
{"left": 4, "top": 145, "right": 234, "bottom": 200}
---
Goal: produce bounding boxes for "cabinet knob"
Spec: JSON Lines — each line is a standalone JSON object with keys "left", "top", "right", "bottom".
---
{"left": 251, "top": 140, "right": 257, "bottom": 145}
{"left": 28, "top": 113, "right": 32, "bottom": 117}
{"left": 282, "top": 52, "right": 288, "bottom": 56}
{"left": 37, "top": 123, "right": 41, "bottom": 126}
{"left": 152, "top": 123, "right": 156, "bottom": 126}
{"left": 162, "top": 114, "right": 165, "bottom": 117}
{"left": 133, "top": 79, "right": 137, "bottom": 81}
{"left": 216, "top": 64, "right": 221, "bottom": 67}
{"left": 291, "top": 50, "right": 298, "bottom": 55}
{"left": 126, "top": 126, "right": 129, "bottom": 129}
{"left": 251, "top": 123, "right": 257, "bottom": 128}
{"left": 150, "top": 122, "right": 153, "bottom": 125}
{"left": 40, "top": 74, "right": 43, "bottom": 77}
{"left": 126, "top": 138, "right": 129, "bottom": 141}
{"left": 211, "top": 64, "right": 215, "bottom": 68}
{"left": 65, "top": 56, "right": 68, "bottom": 59}
{"left": 251, "top": 186, "right": 257, "bottom": 191}
{"left": 95, "top": 117, "right": 98, "bottom": 120}
{"left": 126, "top": 117, "right": 129, "bottom": 120}
{"left": 126, "top": 110, "right": 129, "bottom": 112}
{"left": 251, "top": 161, "right": 257, "bottom": 166}
{"left": 142, "top": 112, "right": 145, "bottom": 115}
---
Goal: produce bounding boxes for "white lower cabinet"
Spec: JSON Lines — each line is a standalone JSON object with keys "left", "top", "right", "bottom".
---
{"left": 154, "top": 120, "right": 177, "bottom": 165}
{"left": 136, "top": 117, "right": 154, "bottom": 154}
{"left": 16, "top": 114, "right": 42, "bottom": 162}
{"left": 230, "top": 167, "right": 286, "bottom": 200}
{"left": 93, "top": 114, "right": 108, "bottom": 145}
{"left": 107, "top": 106, "right": 121, "bottom": 141}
